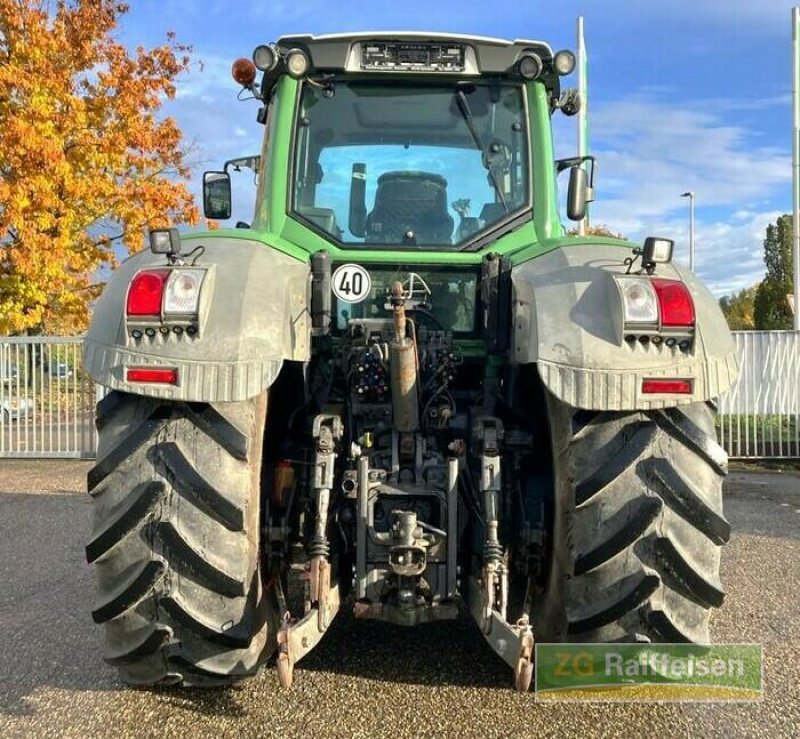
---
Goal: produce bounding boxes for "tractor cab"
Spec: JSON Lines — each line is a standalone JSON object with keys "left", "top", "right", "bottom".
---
{"left": 207, "top": 33, "right": 586, "bottom": 254}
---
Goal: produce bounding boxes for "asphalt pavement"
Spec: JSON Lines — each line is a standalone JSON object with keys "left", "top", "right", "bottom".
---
{"left": 0, "top": 460, "right": 798, "bottom": 739}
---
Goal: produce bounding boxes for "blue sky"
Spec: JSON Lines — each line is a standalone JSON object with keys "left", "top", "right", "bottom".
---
{"left": 121, "top": 0, "right": 797, "bottom": 296}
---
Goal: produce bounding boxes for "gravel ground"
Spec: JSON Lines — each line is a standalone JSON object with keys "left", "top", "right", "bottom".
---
{"left": 0, "top": 460, "right": 798, "bottom": 739}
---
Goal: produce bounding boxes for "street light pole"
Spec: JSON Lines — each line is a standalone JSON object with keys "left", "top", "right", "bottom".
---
{"left": 577, "top": 16, "right": 588, "bottom": 236}
{"left": 681, "top": 191, "right": 695, "bottom": 271}
{"left": 793, "top": 7, "right": 800, "bottom": 329}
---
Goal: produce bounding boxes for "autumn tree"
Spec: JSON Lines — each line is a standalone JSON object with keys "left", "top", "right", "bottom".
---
{"left": 754, "top": 215, "right": 794, "bottom": 330}
{"left": 719, "top": 285, "right": 757, "bottom": 330}
{"left": 0, "top": 0, "right": 199, "bottom": 334}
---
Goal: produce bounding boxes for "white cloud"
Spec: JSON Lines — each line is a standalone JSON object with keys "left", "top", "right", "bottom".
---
{"left": 684, "top": 210, "right": 780, "bottom": 295}
{"left": 590, "top": 97, "right": 789, "bottom": 215}
{"left": 553, "top": 94, "right": 789, "bottom": 295}
{"left": 552, "top": 92, "right": 790, "bottom": 296}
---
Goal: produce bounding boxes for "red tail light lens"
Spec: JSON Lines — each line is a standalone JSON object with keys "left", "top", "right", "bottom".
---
{"left": 126, "top": 367, "right": 178, "bottom": 384}
{"left": 127, "top": 270, "right": 170, "bottom": 316}
{"left": 642, "top": 379, "right": 693, "bottom": 394}
{"left": 651, "top": 279, "right": 695, "bottom": 327}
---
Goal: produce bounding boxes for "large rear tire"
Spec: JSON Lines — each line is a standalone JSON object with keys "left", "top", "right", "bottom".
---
{"left": 538, "top": 396, "right": 730, "bottom": 643}
{"left": 86, "top": 391, "right": 277, "bottom": 686}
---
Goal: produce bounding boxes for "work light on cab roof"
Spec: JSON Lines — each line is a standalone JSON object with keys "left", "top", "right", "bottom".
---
{"left": 253, "top": 44, "right": 278, "bottom": 72}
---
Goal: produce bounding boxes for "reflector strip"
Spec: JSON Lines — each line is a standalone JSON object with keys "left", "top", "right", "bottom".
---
{"left": 642, "top": 379, "right": 693, "bottom": 394}
{"left": 127, "top": 367, "right": 178, "bottom": 384}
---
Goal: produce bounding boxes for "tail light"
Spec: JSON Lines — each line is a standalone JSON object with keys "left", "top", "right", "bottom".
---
{"left": 127, "top": 270, "right": 170, "bottom": 316}
{"left": 127, "top": 269, "right": 206, "bottom": 318}
{"left": 616, "top": 276, "right": 695, "bottom": 330}
{"left": 651, "top": 279, "right": 695, "bottom": 327}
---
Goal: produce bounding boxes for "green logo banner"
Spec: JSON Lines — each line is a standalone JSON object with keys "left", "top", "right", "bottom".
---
{"left": 535, "top": 643, "right": 762, "bottom": 701}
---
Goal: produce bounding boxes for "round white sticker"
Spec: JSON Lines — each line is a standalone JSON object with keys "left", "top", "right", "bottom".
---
{"left": 332, "top": 263, "right": 372, "bottom": 303}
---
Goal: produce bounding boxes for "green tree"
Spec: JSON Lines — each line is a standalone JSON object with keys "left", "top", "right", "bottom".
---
{"left": 754, "top": 215, "right": 794, "bottom": 330}
{"left": 719, "top": 285, "right": 757, "bottom": 330}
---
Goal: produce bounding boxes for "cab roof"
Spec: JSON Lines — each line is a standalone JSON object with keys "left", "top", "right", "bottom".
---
{"left": 275, "top": 31, "right": 554, "bottom": 75}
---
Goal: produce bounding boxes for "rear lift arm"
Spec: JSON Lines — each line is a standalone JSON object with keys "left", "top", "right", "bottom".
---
{"left": 467, "top": 417, "right": 535, "bottom": 692}
{"left": 276, "top": 414, "right": 343, "bottom": 688}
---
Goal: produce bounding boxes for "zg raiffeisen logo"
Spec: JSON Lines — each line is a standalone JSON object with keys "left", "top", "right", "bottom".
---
{"left": 535, "top": 644, "right": 762, "bottom": 701}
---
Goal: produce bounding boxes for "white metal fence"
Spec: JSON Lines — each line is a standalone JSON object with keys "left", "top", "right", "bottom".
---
{"left": 0, "top": 336, "right": 97, "bottom": 458}
{"left": 0, "top": 332, "right": 798, "bottom": 460}
{"left": 718, "top": 331, "right": 800, "bottom": 459}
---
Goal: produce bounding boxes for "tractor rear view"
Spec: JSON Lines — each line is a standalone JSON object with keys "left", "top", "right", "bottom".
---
{"left": 82, "top": 32, "right": 738, "bottom": 691}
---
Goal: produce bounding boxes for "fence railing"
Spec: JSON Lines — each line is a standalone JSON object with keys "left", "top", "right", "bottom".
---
{"left": 718, "top": 331, "right": 800, "bottom": 459}
{"left": 0, "top": 336, "right": 97, "bottom": 459}
{"left": 0, "top": 332, "right": 799, "bottom": 460}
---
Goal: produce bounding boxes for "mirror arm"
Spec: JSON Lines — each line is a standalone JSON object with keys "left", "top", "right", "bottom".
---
{"left": 556, "top": 154, "right": 596, "bottom": 185}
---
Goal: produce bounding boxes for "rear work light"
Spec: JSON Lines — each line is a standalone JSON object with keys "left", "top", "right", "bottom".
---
{"left": 126, "top": 270, "right": 170, "bottom": 316}
{"left": 642, "top": 379, "right": 693, "bottom": 394}
{"left": 652, "top": 279, "right": 695, "bottom": 327}
{"left": 126, "top": 367, "right": 178, "bottom": 384}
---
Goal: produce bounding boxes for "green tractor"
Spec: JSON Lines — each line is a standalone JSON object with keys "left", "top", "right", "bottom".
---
{"left": 83, "top": 33, "right": 738, "bottom": 691}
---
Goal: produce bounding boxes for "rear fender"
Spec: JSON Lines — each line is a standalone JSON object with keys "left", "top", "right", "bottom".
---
{"left": 510, "top": 244, "right": 739, "bottom": 410}
{"left": 83, "top": 237, "right": 310, "bottom": 402}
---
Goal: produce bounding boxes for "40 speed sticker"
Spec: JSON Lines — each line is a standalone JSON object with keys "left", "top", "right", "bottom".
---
{"left": 332, "top": 263, "right": 372, "bottom": 303}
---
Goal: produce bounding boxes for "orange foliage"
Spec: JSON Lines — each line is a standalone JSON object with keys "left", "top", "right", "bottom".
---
{"left": 0, "top": 0, "right": 199, "bottom": 334}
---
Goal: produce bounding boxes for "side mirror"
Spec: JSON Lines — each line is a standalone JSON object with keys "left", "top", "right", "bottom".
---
{"left": 348, "top": 163, "right": 367, "bottom": 238}
{"left": 203, "top": 171, "right": 232, "bottom": 219}
{"left": 567, "top": 166, "right": 593, "bottom": 221}
{"left": 558, "top": 155, "right": 596, "bottom": 222}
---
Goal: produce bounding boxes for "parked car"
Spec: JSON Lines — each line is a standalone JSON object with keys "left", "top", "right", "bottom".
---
{"left": 46, "top": 362, "right": 73, "bottom": 379}
{"left": 1, "top": 364, "right": 19, "bottom": 385}
{"left": 1, "top": 397, "right": 33, "bottom": 420}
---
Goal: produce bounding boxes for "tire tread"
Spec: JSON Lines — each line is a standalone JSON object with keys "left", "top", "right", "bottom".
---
{"left": 551, "top": 399, "right": 728, "bottom": 644}
{"left": 87, "top": 391, "right": 272, "bottom": 687}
